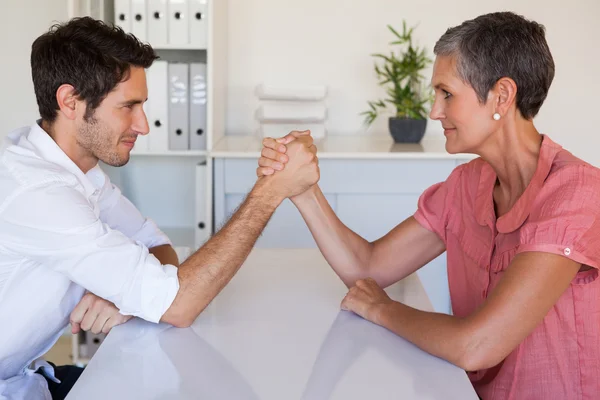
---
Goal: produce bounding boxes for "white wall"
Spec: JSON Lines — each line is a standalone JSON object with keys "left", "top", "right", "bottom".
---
{"left": 227, "top": 0, "right": 600, "bottom": 164}
{"left": 0, "top": 0, "right": 68, "bottom": 136}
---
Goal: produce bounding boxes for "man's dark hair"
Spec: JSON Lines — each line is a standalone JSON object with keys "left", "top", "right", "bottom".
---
{"left": 31, "top": 16, "right": 158, "bottom": 122}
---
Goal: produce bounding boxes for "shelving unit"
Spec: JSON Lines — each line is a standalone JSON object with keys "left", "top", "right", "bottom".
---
{"left": 68, "top": 0, "right": 228, "bottom": 365}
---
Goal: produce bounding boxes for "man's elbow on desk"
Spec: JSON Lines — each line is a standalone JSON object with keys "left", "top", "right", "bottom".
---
{"left": 160, "top": 301, "right": 205, "bottom": 329}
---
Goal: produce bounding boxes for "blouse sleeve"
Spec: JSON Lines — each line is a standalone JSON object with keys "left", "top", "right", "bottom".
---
{"left": 413, "top": 164, "right": 466, "bottom": 243}
{"left": 517, "top": 165, "right": 600, "bottom": 277}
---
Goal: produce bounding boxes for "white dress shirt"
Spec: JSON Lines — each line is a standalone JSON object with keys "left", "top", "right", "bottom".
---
{"left": 0, "top": 122, "right": 180, "bottom": 399}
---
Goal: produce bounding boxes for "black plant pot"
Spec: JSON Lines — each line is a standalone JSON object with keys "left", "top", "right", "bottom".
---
{"left": 388, "top": 117, "right": 427, "bottom": 143}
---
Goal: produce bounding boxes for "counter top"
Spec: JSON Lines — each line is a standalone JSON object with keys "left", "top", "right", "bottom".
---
{"left": 67, "top": 249, "right": 477, "bottom": 400}
{"left": 211, "top": 135, "right": 477, "bottom": 160}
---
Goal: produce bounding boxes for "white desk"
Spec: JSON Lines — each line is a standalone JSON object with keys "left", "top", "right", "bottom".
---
{"left": 67, "top": 249, "right": 478, "bottom": 400}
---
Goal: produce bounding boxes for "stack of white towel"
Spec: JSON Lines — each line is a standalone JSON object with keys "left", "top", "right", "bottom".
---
{"left": 255, "top": 84, "right": 328, "bottom": 139}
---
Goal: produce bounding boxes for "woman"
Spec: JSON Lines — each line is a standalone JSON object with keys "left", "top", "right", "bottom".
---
{"left": 256, "top": 11, "right": 600, "bottom": 400}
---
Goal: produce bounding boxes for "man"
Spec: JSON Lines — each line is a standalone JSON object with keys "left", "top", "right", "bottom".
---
{"left": 0, "top": 17, "right": 318, "bottom": 400}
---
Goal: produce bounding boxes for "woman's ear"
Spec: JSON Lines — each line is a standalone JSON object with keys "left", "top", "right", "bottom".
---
{"left": 492, "top": 77, "right": 518, "bottom": 117}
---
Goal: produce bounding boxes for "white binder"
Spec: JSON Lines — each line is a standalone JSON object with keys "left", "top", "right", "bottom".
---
{"left": 168, "top": 0, "right": 189, "bottom": 45}
{"left": 130, "top": 0, "right": 147, "bottom": 42}
{"left": 168, "top": 63, "right": 190, "bottom": 150}
{"left": 189, "top": 0, "right": 208, "bottom": 48}
{"left": 114, "top": 0, "right": 132, "bottom": 33}
{"left": 146, "top": 61, "right": 170, "bottom": 152}
{"left": 189, "top": 63, "right": 207, "bottom": 150}
{"left": 195, "top": 163, "right": 209, "bottom": 248}
{"left": 147, "top": 0, "right": 168, "bottom": 47}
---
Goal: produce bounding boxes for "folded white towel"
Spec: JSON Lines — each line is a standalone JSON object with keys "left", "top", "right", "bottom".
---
{"left": 259, "top": 123, "right": 326, "bottom": 139}
{"left": 256, "top": 103, "right": 327, "bottom": 123}
{"left": 256, "top": 84, "right": 327, "bottom": 101}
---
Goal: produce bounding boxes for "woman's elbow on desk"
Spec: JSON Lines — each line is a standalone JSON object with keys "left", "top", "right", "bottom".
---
{"left": 455, "top": 327, "right": 510, "bottom": 372}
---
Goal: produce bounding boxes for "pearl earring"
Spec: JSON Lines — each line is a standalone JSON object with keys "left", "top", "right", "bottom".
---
{"left": 493, "top": 113, "right": 501, "bottom": 121}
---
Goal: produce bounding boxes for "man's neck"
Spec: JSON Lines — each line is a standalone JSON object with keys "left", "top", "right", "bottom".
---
{"left": 40, "top": 119, "right": 98, "bottom": 173}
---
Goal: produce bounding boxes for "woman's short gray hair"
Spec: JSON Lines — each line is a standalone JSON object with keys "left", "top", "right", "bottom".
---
{"left": 434, "top": 12, "right": 555, "bottom": 120}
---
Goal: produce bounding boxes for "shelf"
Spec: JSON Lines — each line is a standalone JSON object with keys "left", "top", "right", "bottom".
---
{"left": 131, "top": 150, "right": 207, "bottom": 157}
{"left": 152, "top": 44, "right": 207, "bottom": 51}
{"left": 210, "top": 135, "right": 477, "bottom": 160}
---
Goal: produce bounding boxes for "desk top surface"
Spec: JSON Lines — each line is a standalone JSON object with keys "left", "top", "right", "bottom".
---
{"left": 67, "top": 249, "right": 477, "bottom": 400}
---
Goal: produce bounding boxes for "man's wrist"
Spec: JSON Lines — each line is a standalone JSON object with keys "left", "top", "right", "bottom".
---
{"left": 251, "top": 177, "right": 286, "bottom": 210}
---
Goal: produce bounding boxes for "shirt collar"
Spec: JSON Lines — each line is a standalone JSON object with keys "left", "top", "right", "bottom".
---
{"left": 27, "top": 121, "right": 103, "bottom": 198}
{"left": 475, "top": 134, "right": 563, "bottom": 233}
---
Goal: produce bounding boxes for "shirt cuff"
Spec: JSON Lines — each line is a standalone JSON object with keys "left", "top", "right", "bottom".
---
{"left": 130, "top": 218, "right": 172, "bottom": 249}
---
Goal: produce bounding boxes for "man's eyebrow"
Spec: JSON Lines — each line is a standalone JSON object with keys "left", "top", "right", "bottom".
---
{"left": 119, "top": 98, "right": 147, "bottom": 106}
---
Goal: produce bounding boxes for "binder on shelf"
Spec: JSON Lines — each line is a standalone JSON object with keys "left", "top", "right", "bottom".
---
{"left": 189, "top": 63, "right": 207, "bottom": 150}
{"left": 260, "top": 123, "right": 326, "bottom": 140}
{"left": 130, "top": 0, "right": 148, "bottom": 42}
{"left": 256, "top": 84, "right": 328, "bottom": 101}
{"left": 146, "top": 60, "right": 169, "bottom": 152}
{"left": 168, "top": 63, "right": 190, "bottom": 150}
{"left": 168, "top": 0, "right": 189, "bottom": 45}
{"left": 257, "top": 103, "right": 327, "bottom": 123}
{"left": 114, "top": 0, "right": 132, "bottom": 33}
{"left": 189, "top": 0, "right": 208, "bottom": 48}
{"left": 147, "top": 0, "right": 168, "bottom": 47}
{"left": 195, "top": 163, "right": 210, "bottom": 248}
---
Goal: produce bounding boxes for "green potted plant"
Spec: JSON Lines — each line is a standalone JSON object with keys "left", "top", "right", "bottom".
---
{"left": 362, "top": 22, "right": 432, "bottom": 143}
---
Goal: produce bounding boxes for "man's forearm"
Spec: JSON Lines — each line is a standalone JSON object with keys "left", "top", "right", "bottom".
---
{"left": 150, "top": 244, "right": 180, "bottom": 267}
{"left": 161, "top": 178, "right": 282, "bottom": 327}
{"left": 293, "top": 185, "right": 373, "bottom": 287}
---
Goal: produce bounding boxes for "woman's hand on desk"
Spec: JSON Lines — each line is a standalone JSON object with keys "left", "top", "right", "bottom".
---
{"left": 341, "top": 278, "right": 394, "bottom": 324}
{"left": 70, "top": 292, "right": 132, "bottom": 335}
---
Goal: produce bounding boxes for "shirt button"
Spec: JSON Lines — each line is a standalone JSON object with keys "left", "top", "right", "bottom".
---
{"left": 564, "top": 247, "right": 571, "bottom": 256}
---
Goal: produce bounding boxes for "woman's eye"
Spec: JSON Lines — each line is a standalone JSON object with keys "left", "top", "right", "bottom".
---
{"left": 443, "top": 90, "right": 452, "bottom": 99}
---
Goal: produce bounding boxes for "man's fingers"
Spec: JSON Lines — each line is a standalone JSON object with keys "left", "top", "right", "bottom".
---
{"left": 90, "top": 313, "right": 110, "bottom": 335}
{"left": 256, "top": 167, "right": 275, "bottom": 177}
{"left": 258, "top": 157, "right": 283, "bottom": 170}
{"left": 69, "top": 295, "right": 93, "bottom": 327}
{"left": 102, "top": 314, "right": 131, "bottom": 334}
{"left": 261, "top": 147, "right": 288, "bottom": 163}
{"left": 275, "top": 130, "right": 311, "bottom": 145}
{"left": 262, "top": 137, "right": 287, "bottom": 153}
{"left": 79, "top": 309, "right": 99, "bottom": 332}
{"left": 71, "top": 323, "right": 81, "bottom": 335}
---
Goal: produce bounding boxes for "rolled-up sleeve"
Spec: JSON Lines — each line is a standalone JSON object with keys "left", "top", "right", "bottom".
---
{"left": 0, "top": 183, "right": 179, "bottom": 323}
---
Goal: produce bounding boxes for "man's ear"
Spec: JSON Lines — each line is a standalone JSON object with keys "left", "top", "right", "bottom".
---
{"left": 55, "top": 84, "right": 80, "bottom": 120}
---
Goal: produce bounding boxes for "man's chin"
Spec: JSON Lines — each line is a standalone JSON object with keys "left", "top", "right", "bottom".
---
{"left": 100, "top": 154, "right": 130, "bottom": 168}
